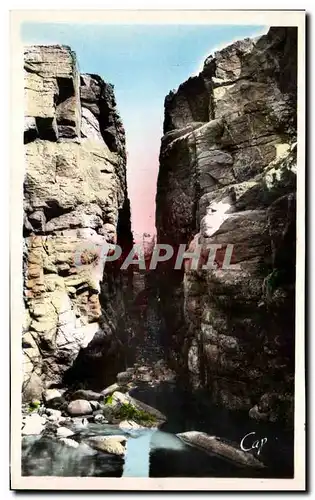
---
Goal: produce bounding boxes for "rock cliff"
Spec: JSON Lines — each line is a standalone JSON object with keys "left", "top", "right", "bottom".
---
{"left": 156, "top": 27, "right": 297, "bottom": 426}
{"left": 23, "top": 45, "right": 133, "bottom": 400}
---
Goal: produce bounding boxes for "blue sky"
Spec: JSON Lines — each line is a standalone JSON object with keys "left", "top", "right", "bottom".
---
{"left": 22, "top": 23, "right": 267, "bottom": 237}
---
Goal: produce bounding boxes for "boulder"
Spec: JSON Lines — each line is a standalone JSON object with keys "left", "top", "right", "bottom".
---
{"left": 116, "top": 371, "right": 133, "bottom": 383}
{"left": 101, "top": 391, "right": 166, "bottom": 427}
{"left": 22, "top": 414, "right": 46, "bottom": 436}
{"left": 101, "top": 383, "right": 119, "bottom": 396}
{"left": 177, "top": 431, "right": 265, "bottom": 469}
{"left": 87, "top": 435, "right": 127, "bottom": 456}
{"left": 67, "top": 399, "right": 93, "bottom": 416}
{"left": 45, "top": 396, "right": 66, "bottom": 411}
{"left": 89, "top": 401, "right": 100, "bottom": 411}
{"left": 46, "top": 409, "right": 62, "bottom": 422}
{"left": 56, "top": 426, "right": 75, "bottom": 438}
{"left": 71, "top": 417, "right": 89, "bottom": 430}
{"left": 111, "top": 391, "right": 130, "bottom": 406}
{"left": 42, "top": 389, "right": 62, "bottom": 403}
{"left": 59, "top": 438, "right": 79, "bottom": 448}
{"left": 22, "top": 45, "right": 133, "bottom": 401}
{"left": 118, "top": 420, "right": 142, "bottom": 430}
{"left": 70, "top": 389, "right": 103, "bottom": 401}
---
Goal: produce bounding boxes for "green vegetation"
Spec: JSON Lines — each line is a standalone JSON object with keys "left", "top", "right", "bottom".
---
{"left": 103, "top": 394, "right": 114, "bottom": 405}
{"left": 102, "top": 393, "right": 157, "bottom": 425}
{"left": 115, "top": 403, "right": 157, "bottom": 425}
{"left": 27, "top": 399, "right": 41, "bottom": 413}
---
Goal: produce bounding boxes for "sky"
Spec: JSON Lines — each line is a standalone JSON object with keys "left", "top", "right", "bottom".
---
{"left": 21, "top": 23, "right": 267, "bottom": 240}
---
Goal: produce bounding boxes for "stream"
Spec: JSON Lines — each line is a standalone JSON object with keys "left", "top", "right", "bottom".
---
{"left": 22, "top": 379, "right": 294, "bottom": 478}
{"left": 21, "top": 293, "right": 294, "bottom": 479}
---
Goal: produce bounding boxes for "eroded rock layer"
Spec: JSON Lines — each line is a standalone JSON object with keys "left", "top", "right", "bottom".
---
{"left": 156, "top": 28, "right": 297, "bottom": 426}
{"left": 23, "top": 45, "right": 133, "bottom": 400}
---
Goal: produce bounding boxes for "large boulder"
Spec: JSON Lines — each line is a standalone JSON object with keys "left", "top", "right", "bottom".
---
{"left": 67, "top": 399, "right": 93, "bottom": 416}
{"left": 56, "top": 427, "right": 75, "bottom": 438}
{"left": 70, "top": 389, "right": 103, "bottom": 402}
{"left": 177, "top": 431, "right": 265, "bottom": 469}
{"left": 22, "top": 414, "right": 46, "bottom": 436}
{"left": 87, "top": 435, "right": 127, "bottom": 456}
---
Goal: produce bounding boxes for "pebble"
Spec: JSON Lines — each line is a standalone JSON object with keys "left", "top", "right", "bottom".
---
{"left": 89, "top": 401, "right": 100, "bottom": 411}
{"left": 94, "top": 414, "right": 106, "bottom": 423}
{"left": 87, "top": 435, "right": 127, "bottom": 456}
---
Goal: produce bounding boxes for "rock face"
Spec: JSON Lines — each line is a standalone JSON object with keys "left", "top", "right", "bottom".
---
{"left": 156, "top": 28, "right": 297, "bottom": 426}
{"left": 177, "top": 432, "right": 265, "bottom": 468}
{"left": 23, "top": 45, "right": 133, "bottom": 400}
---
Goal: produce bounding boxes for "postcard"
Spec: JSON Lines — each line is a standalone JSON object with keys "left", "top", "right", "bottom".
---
{"left": 10, "top": 9, "right": 305, "bottom": 491}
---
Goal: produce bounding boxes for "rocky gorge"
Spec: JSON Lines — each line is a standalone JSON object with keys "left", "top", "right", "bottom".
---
{"left": 21, "top": 27, "right": 297, "bottom": 479}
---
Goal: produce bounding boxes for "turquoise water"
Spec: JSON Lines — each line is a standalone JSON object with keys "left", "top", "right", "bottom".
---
{"left": 122, "top": 430, "right": 155, "bottom": 477}
{"left": 22, "top": 412, "right": 292, "bottom": 477}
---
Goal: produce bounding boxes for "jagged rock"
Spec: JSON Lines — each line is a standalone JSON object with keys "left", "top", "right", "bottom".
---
{"left": 128, "top": 396, "right": 166, "bottom": 424}
{"left": 23, "top": 45, "right": 133, "bottom": 400}
{"left": 67, "top": 399, "right": 93, "bottom": 416}
{"left": 177, "top": 432, "right": 265, "bottom": 469}
{"left": 101, "top": 391, "right": 166, "bottom": 426}
{"left": 156, "top": 27, "right": 297, "bottom": 425}
{"left": 87, "top": 435, "right": 127, "bottom": 456}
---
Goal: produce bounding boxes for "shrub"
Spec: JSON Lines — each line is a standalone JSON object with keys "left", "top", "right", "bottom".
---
{"left": 103, "top": 394, "right": 114, "bottom": 405}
